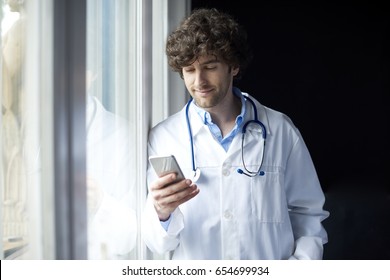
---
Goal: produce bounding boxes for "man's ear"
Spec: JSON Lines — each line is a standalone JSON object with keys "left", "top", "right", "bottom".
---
{"left": 232, "top": 66, "right": 240, "bottom": 77}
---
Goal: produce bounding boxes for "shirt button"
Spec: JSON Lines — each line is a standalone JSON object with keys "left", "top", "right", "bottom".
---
{"left": 222, "top": 169, "right": 230, "bottom": 176}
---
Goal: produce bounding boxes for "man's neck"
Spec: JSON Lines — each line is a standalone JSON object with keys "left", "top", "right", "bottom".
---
{"left": 208, "top": 93, "right": 241, "bottom": 137}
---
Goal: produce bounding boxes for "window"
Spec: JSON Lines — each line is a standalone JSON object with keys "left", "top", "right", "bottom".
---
{"left": 1, "top": 0, "right": 55, "bottom": 259}
{"left": 86, "top": 0, "right": 141, "bottom": 260}
{"left": 1, "top": 0, "right": 189, "bottom": 260}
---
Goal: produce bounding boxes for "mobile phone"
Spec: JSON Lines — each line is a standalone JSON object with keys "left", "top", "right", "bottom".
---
{"left": 149, "top": 155, "right": 185, "bottom": 181}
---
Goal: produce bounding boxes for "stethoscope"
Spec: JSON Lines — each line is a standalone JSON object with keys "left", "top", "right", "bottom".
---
{"left": 185, "top": 95, "right": 267, "bottom": 182}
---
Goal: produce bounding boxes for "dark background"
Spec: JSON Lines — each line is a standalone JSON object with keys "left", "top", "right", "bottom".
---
{"left": 192, "top": 0, "right": 389, "bottom": 259}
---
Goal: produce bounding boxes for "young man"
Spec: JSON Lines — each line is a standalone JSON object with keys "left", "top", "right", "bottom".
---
{"left": 142, "top": 8, "right": 329, "bottom": 260}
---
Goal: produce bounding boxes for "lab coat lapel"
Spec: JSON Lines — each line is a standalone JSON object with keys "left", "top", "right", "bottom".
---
{"left": 187, "top": 104, "right": 205, "bottom": 138}
{"left": 187, "top": 104, "right": 228, "bottom": 166}
{"left": 251, "top": 98, "right": 272, "bottom": 138}
{"left": 226, "top": 95, "right": 268, "bottom": 165}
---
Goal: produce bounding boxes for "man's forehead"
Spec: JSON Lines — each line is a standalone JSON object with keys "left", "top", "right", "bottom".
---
{"left": 190, "top": 55, "right": 219, "bottom": 66}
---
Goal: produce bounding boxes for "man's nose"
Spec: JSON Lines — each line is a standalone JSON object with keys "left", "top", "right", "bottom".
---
{"left": 194, "top": 70, "right": 206, "bottom": 86}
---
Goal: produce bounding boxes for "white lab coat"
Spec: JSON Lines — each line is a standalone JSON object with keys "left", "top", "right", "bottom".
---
{"left": 142, "top": 92, "right": 329, "bottom": 260}
{"left": 86, "top": 95, "right": 137, "bottom": 259}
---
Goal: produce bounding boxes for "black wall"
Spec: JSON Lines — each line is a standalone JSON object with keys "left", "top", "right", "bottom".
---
{"left": 192, "top": 0, "right": 389, "bottom": 259}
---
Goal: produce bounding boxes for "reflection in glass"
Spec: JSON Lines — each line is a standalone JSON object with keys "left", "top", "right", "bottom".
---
{"left": 86, "top": 0, "right": 137, "bottom": 259}
{"left": 85, "top": 82, "right": 137, "bottom": 259}
{"left": 1, "top": 0, "right": 28, "bottom": 259}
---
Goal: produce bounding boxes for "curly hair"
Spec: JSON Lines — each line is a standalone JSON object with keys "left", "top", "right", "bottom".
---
{"left": 166, "top": 8, "right": 253, "bottom": 80}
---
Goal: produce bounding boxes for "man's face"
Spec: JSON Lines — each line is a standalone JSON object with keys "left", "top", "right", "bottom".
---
{"left": 182, "top": 55, "right": 239, "bottom": 110}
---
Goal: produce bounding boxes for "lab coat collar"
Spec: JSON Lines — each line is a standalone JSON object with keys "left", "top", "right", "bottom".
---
{"left": 241, "top": 92, "right": 272, "bottom": 137}
{"left": 186, "top": 102, "right": 208, "bottom": 137}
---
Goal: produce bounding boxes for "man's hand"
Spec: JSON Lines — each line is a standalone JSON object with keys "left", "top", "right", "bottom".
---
{"left": 150, "top": 173, "right": 199, "bottom": 221}
{"left": 87, "top": 177, "right": 104, "bottom": 217}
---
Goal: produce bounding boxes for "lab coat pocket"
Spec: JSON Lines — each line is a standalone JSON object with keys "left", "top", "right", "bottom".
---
{"left": 250, "top": 166, "right": 284, "bottom": 222}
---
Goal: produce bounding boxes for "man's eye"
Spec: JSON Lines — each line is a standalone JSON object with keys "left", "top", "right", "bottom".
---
{"left": 205, "top": 65, "right": 217, "bottom": 70}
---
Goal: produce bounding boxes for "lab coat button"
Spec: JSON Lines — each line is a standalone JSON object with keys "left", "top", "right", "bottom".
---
{"left": 224, "top": 210, "right": 232, "bottom": 219}
{"left": 222, "top": 169, "right": 230, "bottom": 176}
{"left": 222, "top": 162, "right": 232, "bottom": 169}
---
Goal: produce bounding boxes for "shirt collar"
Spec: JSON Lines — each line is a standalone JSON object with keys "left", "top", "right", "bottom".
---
{"left": 192, "top": 87, "right": 246, "bottom": 127}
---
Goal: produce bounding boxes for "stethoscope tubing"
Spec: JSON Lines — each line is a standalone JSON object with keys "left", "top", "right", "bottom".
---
{"left": 185, "top": 95, "right": 267, "bottom": 178}
{"left": 185, "top": 99, "right": 197, "bottom": 174}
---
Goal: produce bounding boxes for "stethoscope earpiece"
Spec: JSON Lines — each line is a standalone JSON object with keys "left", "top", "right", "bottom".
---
{"left": 237, "top": 168, "right": 244, "bottom": 175}
{"left": 237, "top": 168, "right": 265, "bottom": 177}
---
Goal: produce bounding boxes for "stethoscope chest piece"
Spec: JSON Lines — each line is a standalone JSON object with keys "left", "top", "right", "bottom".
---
{"left": 192, "top": 168, "right": 201, "bottom": 182}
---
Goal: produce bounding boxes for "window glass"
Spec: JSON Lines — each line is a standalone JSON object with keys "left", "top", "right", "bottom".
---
{"left": 0, "top": 0, "right": 186, "bottom": 260}
{"left": 1, "top": 1, "right": 28, "bottom": 259}
{"left": 86, "top": 0, "right": 138, "bottom": 259}
{"left": 1, "top": 0, "right": 55, "bottom": 259}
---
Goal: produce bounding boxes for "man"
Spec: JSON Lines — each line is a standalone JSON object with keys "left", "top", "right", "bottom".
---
{"left": 142, "top": 8, "right": 329, "bottom": 260}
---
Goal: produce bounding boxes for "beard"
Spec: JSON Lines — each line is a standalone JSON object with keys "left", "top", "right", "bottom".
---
{"left": 191, "top": 86, "right": 229, "bottom": 110}
{"left": 193, "top": 95, "right": 221, "bottom": 109}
